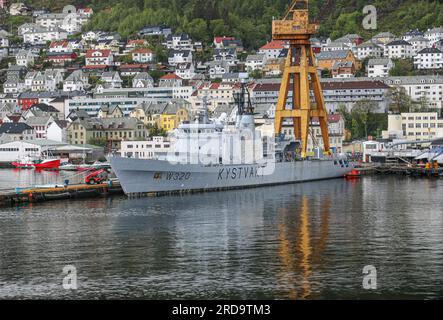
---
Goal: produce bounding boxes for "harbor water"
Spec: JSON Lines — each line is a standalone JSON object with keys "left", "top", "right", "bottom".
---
{"left": 0, "top": 169, "right": 442, "bottom": 299}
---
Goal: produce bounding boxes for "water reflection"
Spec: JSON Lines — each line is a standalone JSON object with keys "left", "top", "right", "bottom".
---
{"left": 278, "top": 196, "right": 331, "bottom": 299}
{"left": 0, "top": 177, "right": 442, "bottom": 299}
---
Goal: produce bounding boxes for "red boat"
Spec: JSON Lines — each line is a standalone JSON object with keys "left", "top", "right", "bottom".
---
{"left": 345, "top": 169, "right": 361, "bottom": 179}
{"left": 34, "top": 159, "right": 61, "bottom": 169}
{"left": 12, "top": 157, "right": 61, "bottom": 170}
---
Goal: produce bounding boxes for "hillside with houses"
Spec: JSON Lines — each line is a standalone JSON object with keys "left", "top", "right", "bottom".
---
{"left": 1, "top": 1, "right": 443, "bottom": 163}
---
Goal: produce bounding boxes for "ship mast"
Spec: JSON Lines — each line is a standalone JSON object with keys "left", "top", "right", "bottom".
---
{"left": 272, "top": 0, "right": 330, "bottom": 157}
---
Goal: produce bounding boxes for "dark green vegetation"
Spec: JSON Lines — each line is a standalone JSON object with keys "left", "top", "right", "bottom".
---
{"left": 15, "top": 1, "right": 443, "bottom": 50}
{"left": 338, "top": 101, "right": 388, "bottom": 140}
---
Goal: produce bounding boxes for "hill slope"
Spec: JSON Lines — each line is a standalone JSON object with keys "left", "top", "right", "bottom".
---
{"left": 20, "top": 0, "right": 443, "bottom": 49}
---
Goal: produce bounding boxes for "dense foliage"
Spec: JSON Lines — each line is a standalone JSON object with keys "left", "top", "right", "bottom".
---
{"left": 18, "top": 1, "right": 443, "bottom": 49}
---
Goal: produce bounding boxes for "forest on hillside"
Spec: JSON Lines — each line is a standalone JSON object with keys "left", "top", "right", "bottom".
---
{"left": 18, "top": 0, "right": 443, "bottom": 49}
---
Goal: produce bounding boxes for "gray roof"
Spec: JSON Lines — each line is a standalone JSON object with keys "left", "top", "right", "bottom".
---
{"left": 246, "top": 54, "right": 265, "bottom": 61}
{"left": 425, "top": 27, "right": 443, "bottom": 34}
{"left": 29, "top": 103, "right": 59, "bottom": 113}
{"left": 417, "top": 48, "right": 443, "bottom": 54}
{"left": 169, "top": 50, "right": 191, "bottom": 58}
{"left": 368, "top": 58, "right": 393, "bottom": 66}
{"left": 133, "top": 72, "right": 153, "bottom": 81}
{"left": 373, "top": 32, "right": 396, "bottom": 38}
{"left": 317, "top": 50, "right": 350, "bottom": 60}
{"left": 65, "top": 70, "right": 85, "bottom": 82}
{"left": 25, "top": 116, "right": 52, "bottom": 126}
{"left": 100, "top": 104, "right": 122, "bottom": 114}
{"left": 52, "top": 120, "right": 69, "bottom": 129}
{"left": 136, "top": 100, "right": 190, "bottom": 115}
{"left": 357, "top": 41, "right": 382, "bottom": 49}
{"left": 0, "top": 123, "right": 33, "bottom": 134}
{"left": 332, "top": 61, "right": 353, "bottom": 69}
{"left": 386, "top": 39, "right": 412, "bottom": 46}
{"left": 409, "top": 36, "right": 429, "bottom": 43}
{"left": 0, "top": 30, "right": 12, "bottom": 38}
{"left": 73, "top": 117, "right": 142, "bottom": 131}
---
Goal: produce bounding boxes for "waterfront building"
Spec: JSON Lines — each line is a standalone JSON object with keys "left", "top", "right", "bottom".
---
{"left": 0, "top": 139, "right": 101, "bottom": 162}
{"left": 379, "top": 76, "right": 443, "bottom": 109}
{"left": 250, "top": 79, "right": 390, "bottom": 113}
{"left": 189, "top": 82, "right": 241, "bottom": 111}
{"left": 67, "top": 117, "right": 148, "bottom": 150}
{"left": 65, "top": 86, "right": 193, "bottom": 117}
{"left": 129, "top": 100, "right": 191, "bottom": 130}
{"left": 384, "top": 112, "right": 443, "bottom": 141}
{"left": 120, "top": 137, "right": 171, "bottom": 159}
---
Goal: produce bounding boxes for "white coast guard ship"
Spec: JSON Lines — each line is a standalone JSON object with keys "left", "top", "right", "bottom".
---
{"left": 109, "top": 86, "right": 353, "bottom": 196}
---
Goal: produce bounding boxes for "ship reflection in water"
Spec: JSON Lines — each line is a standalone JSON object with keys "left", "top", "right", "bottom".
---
{"left": 0, "top": 176, "right": 443, "bottom": 299}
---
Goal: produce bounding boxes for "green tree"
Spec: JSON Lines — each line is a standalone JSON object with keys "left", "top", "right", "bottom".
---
{"left": 386, "top": 86, "right": 413, "bottom": 113}
{"left": 148, "top": 124, "right": 167, "bottom": 137}
{"left": 185, "top": 18, "right": 209, "bottom": 43}
{"left": 350, "top": 100, "right": 380, "bottom": 139}
{"left": 148, "top": 69, "right": 165, "bottom": 83}
{"left": 337, "top": 104, "right": 352, "bottom": 133}
{"left": 87, "top": 138, "right": 108, "bottom": 147}
{"left": 321, "top": 69, "right": 331, "bottom": 78}
{"left": 389, "top": 59, "right": 415, "bottom": 77}
{"left": 209, "top": 19, "right": 229, "bottom": 36}
{"left": 249, "top": 69, "right": 263, "bottom": 79}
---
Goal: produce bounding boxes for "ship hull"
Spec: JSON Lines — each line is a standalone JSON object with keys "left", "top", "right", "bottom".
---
{"left": 109, "top": 156, "right": 354, "bottom": 196}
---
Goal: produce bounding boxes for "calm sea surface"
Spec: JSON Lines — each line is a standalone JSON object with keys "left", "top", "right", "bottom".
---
{"left": 0, "top": 169, "right": 442, "bottom": 299}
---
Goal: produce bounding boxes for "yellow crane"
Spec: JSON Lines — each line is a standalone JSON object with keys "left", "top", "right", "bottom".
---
{"left": 272, "top": 0, "right": 330, "bottom": 158}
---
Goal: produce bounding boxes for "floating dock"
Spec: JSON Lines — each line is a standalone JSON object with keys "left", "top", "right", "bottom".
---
{"left": 0, "top": 180, "right": 123, "bottom": 207}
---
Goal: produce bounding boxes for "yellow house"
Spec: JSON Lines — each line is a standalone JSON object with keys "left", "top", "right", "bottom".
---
{"left": 156, "top": 107, "right": 190, "bottom": 132}
{"left": 263, "top": 58, "right": 285, "bottom": 77}
{"left": 317, "top": 50, "right": 361, "bottom": 71}
{"left": 131, "top": 100, "right": 191, "bottom": 132}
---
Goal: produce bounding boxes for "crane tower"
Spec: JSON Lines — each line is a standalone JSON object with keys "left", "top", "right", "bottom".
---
{"left": 272, "top": 0, "right": 330, "bottom": 157}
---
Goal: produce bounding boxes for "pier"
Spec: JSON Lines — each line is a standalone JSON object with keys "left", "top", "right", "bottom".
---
{"left": 356, "top": 163, "right": 443, "bottom": 177}
{"left": 0, "top": 180, "right": 123, "bottom": 207}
